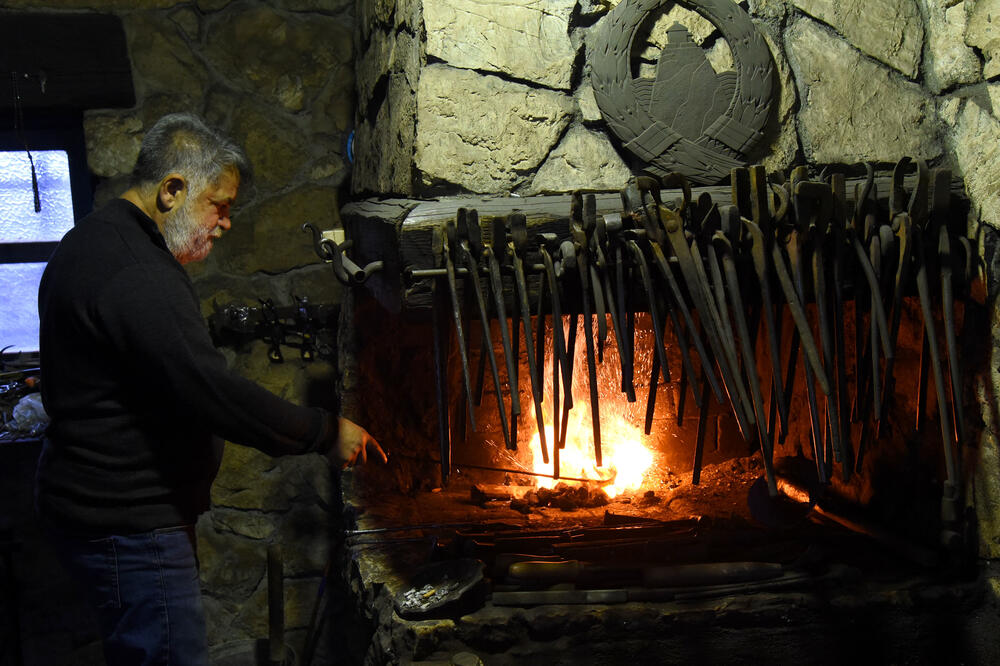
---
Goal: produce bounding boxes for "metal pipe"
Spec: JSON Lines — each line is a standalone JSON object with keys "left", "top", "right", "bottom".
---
{"left": 426, "top": 458, "right": 601, "bottom": 484}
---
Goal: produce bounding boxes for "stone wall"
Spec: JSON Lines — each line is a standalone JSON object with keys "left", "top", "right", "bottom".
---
{"left": 348, "top": 0, "right": 1000, "bottom": 233}
{"left": 6, "top": 0, "right": 357, "bottom": 661}
{"left": 352, "top": 0, "right": 1000, "bottom": 207}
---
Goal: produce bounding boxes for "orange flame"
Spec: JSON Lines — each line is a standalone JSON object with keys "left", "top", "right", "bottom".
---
{"left": 526, "top": 317, "right": 656, "bottom": 498}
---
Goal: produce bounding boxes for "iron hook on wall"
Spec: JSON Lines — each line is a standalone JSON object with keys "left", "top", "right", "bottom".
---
{"left": 302, "top": 222, "right": 384, "bottom": 286}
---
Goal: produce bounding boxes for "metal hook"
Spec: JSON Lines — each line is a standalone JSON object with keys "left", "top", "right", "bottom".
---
{"left": 301, "top": 222, "right": 384, "bottom": 286}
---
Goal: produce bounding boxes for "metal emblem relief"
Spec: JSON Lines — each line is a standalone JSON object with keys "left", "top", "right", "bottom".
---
{"left": 591, "top": 0, "right": 777, "bottom": 184}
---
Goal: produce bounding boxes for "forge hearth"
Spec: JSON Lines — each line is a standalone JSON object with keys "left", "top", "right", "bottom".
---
{"left": 337, "top": 452, "right": 990, "bottom": 665}
{"left": 324, "top": 165, "right": 997, "bottom": 664}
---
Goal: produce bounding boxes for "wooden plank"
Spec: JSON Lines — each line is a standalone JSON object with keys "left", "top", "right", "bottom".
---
{"left": 339, "top": 199, "right": 418, "bottom": 314}
{"left": 341, "top": 173, "right": 969, "bottom": 312}
{"left": 401, "top": 190, "right": 706, "bottom": 228}
{"left": 397, "top": 174, "right": 964, "bottom": 230}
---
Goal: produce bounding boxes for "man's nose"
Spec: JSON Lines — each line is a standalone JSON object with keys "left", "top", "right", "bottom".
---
{"left": 218, "top": 213, "right": 232, "bottom": 230}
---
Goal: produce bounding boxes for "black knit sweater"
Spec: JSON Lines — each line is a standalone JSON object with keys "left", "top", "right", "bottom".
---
{"left": 36, "top": 198, "right": 333, "bottom": 535}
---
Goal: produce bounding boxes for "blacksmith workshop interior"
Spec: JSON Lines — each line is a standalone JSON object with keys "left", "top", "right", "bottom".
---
{"left": 5, "top": 1, "right": 1000, "bottom": 665}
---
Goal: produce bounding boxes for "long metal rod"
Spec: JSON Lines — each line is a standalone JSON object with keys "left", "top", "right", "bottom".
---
{"left": 648, "top": 241, "right": 722, "bottom": 405}
{"left": 409, "top": 264, "right": 544, "bottom": 279}
{"left": 486, "top": 247, "right": 522, "bottom": 421}
{"left": 788, "top": 229, "right": 827, "bottom": 484}
{"left": 431, "top": 278, "right": 452, "bottom": 486}
{"left": 408, "top": 257, "right": 682, "bottom": 280}
{"left": 442, "top": 228, "right": 477, "bottom": 432}
{"left": 427, "top": 459, "right": 602, "bottom": 484}
{"left": 458, "top": 243, "right": 513, "bottom": 450}
{"left": 715, "top": 231, "right": 776, "bottom": 495}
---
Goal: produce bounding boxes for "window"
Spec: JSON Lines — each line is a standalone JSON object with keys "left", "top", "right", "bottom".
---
{"left": 0, "top": 150, "right": 75, "bottom": 351}
{"left": 0, "top": 114, "right": 92, "bottom": 354}
{"left": 2, "top": 12, "right": 130, "bottom": 357}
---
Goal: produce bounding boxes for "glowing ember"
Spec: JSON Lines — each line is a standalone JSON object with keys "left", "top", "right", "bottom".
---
{"left": 526, "top": 317, "right": 656, "bottom": 498}
{"left": 529, "top": 424, "right": 652, "bottom": 497}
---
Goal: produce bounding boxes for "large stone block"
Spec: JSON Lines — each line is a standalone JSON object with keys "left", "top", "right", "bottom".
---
{"left": 415, "top": 65, "right": 574, "bottom": 193}
{"left": 83, "top": 114, "right": 143, "bottom": 179}
{"left": 967, "top": 0, "right": 1000, "bottom": 79}
{"left": 205, "top": 6, "right": 352, "bottom": 112}
{"left": 198, "top": 518, "right": 269, "bottom": 596}
{"left": 748, "top": 0, "right": 788, "bottom": 21}
{"left": 230, "top": 103, "right": 314, "bottom": 193}
{"left": 990, "top": 83, "right": 1000, "bottom": 117}
{"left": 576, "top": 82, "right": 604, "bottom": 123}
{"left": 357, "top": 26, "right": 395, "bottom": 113}
{"left": 646, "top": 3, "right": 718, "bottom": 52}
{"left": 231, "top": 574, "right": 318, "bottom": 639}
{"left": 215, "top": 185, "right": 339, "bottom": 274}
{"left": 945, "top": 99, "right": 1000, "bottom": 230}
{"left": 755, "top": 23, "right": 799, "bottom": 176}
{"left": 526, "top": 125, "right": 633, "bottom": 194}
{"left": 213, "top": 442, "right": 285, "bottom": 505}
{"left": 212, "top": 438, "right": 330, "bottom": 513}
{"left": 579, "top": 0, "right": 613, "bottom": 19}
{"left": 169, "top": 5, "right": 201, "bottom": 39}
{"left": 785, "top": 17, "right": 940, "bottom": 165}
{"left": 125, "top": 12, "right": 209, "bottom": 101}
{"left": 192, "top": 267, "right": 343, "bottom": 322}
{"left": 398, "top": 0, "right": 424, "bottom": 29}
{"left": 192, "top": 278, "right": 257, "bottom": 320}
{"left": 352, "top": 72, "right": 419, "bottom": 196}
{"left": 424, "top": 0, "right": 578, "bottom": 90}
{"left": 792, "top": 0, "right": 923, "bottom": 78}
{"left": 134, "top": 93, "right": 201, "bottom": 129}
{"left": 275, "top": 503, "right": 334, "bottom": 574}
{"left": 352, "top": 27, "right": 421, "bottom": 196}
{"left": 923, "top": 0, "right": 982, "bottom": 93}
{"left": 356, "top": 0, "right": 421, "bottom": 31}
{"left": 356, "top": 21, "right": 421, "bottom": 113}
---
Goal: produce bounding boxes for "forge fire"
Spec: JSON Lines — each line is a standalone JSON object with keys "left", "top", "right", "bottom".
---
{"left": 528, "top": 318, "right": 657, "bottom": 499}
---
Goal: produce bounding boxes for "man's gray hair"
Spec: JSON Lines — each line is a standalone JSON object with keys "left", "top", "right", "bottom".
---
{"left": 129, "top": 113, "right": 252, "bottom": 194}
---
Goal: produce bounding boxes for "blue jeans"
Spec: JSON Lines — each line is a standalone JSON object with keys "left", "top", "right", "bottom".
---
{"left": 47, "top": 524, "right": 208, "bottom": 666}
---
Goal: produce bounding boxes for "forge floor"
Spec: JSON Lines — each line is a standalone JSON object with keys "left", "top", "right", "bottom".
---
{"left": 338, "top": 457, "right": 999, "bottom": 665}
{"left": 351, "top": 454, "right": 763, "bottom": 532}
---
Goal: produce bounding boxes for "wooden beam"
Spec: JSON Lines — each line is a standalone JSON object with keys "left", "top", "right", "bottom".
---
{"left": 341, "top": 173, "right": 970, "bottom": 313}
{"left": 0, "top": 242, "right": 58, "bottom": 263}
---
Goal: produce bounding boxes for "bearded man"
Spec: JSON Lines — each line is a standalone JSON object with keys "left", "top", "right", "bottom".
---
{"left": 35, "top": 113, "right": 384, "bottom": 665}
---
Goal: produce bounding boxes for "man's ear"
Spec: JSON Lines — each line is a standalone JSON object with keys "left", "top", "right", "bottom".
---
{"left": 156, "top": 174, "right": 187, "bottom": 213}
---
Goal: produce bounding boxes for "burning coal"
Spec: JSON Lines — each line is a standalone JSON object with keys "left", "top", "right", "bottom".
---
{"left": 527, "top": 316, "right": 657, "bottom": 497}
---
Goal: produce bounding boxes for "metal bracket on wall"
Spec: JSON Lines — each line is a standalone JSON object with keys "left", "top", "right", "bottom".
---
{"left": 302, "top": 222, "right": 384, "bottom": 286}
{"left": 207, "top": 297, "right": 339, "bottom": 364}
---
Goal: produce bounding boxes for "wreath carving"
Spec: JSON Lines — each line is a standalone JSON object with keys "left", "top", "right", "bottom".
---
{"left": 591, "top": 0, "right": 776, "bottom": 184}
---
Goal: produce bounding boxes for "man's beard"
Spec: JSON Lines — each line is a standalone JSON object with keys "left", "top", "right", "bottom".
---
{"left": 162, "top": 199, "right": 214, "bottom": 264}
